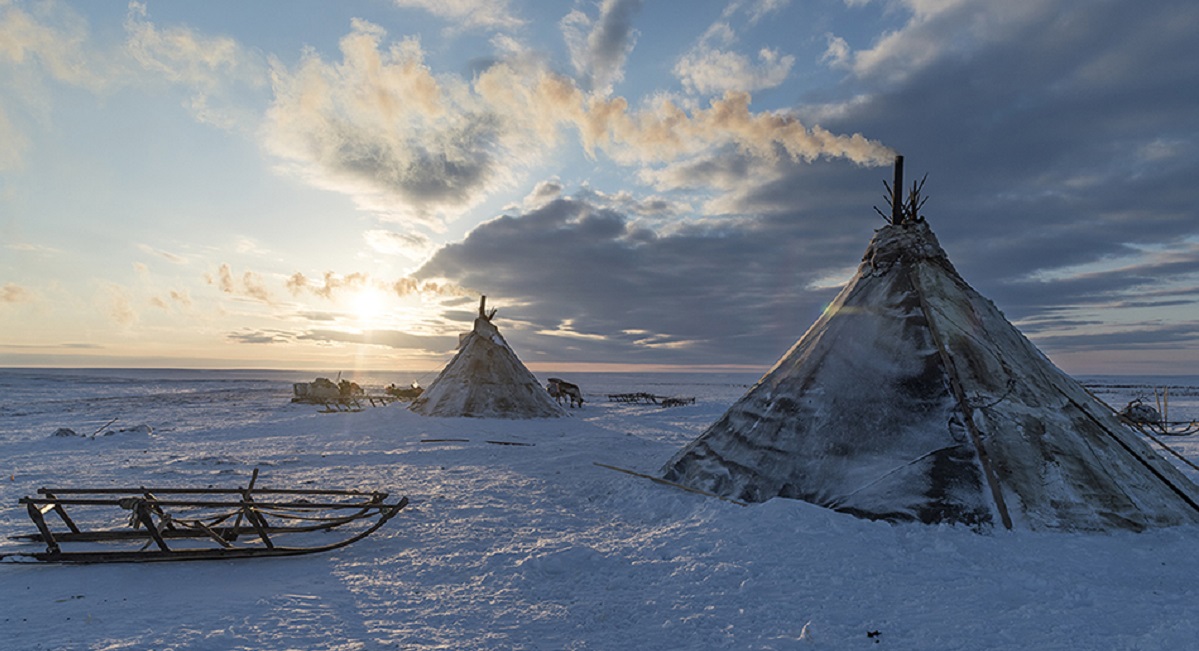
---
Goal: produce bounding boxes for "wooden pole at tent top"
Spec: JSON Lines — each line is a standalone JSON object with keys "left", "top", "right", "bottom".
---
{"left": 478, "top": 295, "right": 487, "bottom": 318}
{"left": 891, "top": 155, "right": 904, "bottom": 225}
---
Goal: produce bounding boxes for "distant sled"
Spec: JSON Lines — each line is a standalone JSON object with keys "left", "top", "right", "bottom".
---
{"left": 293, "top": 376, "right": 411, "bottom": 411}
{"left": 1118, "top": 394, "right": 1199, "bottom": 437}
{"left": 1, "top": 469, "right": 407, "bottom": 563}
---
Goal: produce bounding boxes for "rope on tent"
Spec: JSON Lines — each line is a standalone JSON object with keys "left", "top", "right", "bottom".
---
{"left": 828, "top": 445, "right": 965, "bottom": 510}
{"left": 413, "top": 368, "right": 438, "bottom": 386}
{"left": 1133, "top": 427, "right": 1199, "bottom": 474}
{"left": 972, "top": 375, "right": 1016, "bottom": 411}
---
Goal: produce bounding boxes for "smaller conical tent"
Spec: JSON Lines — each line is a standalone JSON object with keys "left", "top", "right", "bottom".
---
{"left": 410, "top": 296, "right": 567, "bottom": 419}
{"left": 662, "top": 164, "right": 1199, "bottom": 531}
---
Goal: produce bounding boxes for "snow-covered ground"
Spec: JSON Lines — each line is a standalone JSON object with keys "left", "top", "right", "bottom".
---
{"left": 2, "top": 368, "right": 1198, "bottom": 651}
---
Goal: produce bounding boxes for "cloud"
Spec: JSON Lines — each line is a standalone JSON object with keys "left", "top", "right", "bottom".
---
{"left": 0, "top": 0, "right": 113, "bottom": 170}
{"left": 123, "top": 2, "right": 267, "bottom": 129}
{"left": 831, "top": 1, "right": 1061, "bottom": 83}
{"left": 169, "top": 290, "right": 192, "bottom": 307}
{"left": 295, "top": 310, "right": 339, "bottom": 322}
{"left": 822, "top": 34, "right": 851, "bottom": 69}
{"left": 285, "top": 272, "right": 307, "bottom": 295}
{"left": 996, "top": 243, "right": 1199, "bottom": 325}
{"left": 561, "top": 0, "right": 643, "bottom": 95}
{"left": 285, "top": 270, "right": 467, "bottom": 301}
{"left": 0, "top": 0, "right": 106, "bottom": 90}
{"left": 60, "top": 342, "right": 103, "bottom": 349}
{"left": 1, "top": 282, "right": 33, "bottom": 304}
{"left": 391, "top": 0, "right": 523, "bottom": 31}
{"left": 413, "top": 191, "right": 866, "bottom": 365}
{"left": 673, "top": 15, "right": 794, "bottom": 96}
{"left": 234, "top": 237, "right": 271, "bottom": 256}
{"left": 135, "top": 243, "right": 188, "bottom": 264}
{"left": 571, "top": 185, "right": 690, "bottom": 221}
{"left": 364, "top": 229, "right": 434, "bottom": 259}
{"left": 788, "top": 4, "right": 1199, "bottom": 250}
{"left": 263, "top": 19, "right": 508, "bottom": 226}
{"left": 260, "top": 13, "right": 891, "bottom": 229}
{"left": 296, "top": 328, "right": 458, "bottom": 352}
{"left": 1, "top": 0, "right": 267, "bottom": 159}
{"left": 104, "top": 284, "right": 137, "bottom": 327}
{"left": 227, "top": 329, "right": 292, "bottom": 345}
{"left": 675, "top": 45, "right": 794, "bottom": 95}
{"left": 0, "top": 104, "right": 26, "bottom": 170}
{"left": 210, "top": 264, "right": 275, "bottom": 303}
{"left": 4, "top": 242, "right": 60, "bottom": 254}
{"left": 387, "top": 277, "right": 470, "bottom": 298}
{"left": 518, "top": 179, "right": 564, "bottom": 212}
{"left": 1028, "top": 321, "right": 1199, "bottom": 354}
{"left": 241, "top": 271, "right": 272, "bottom": 303}
{"left": 296, "top": 271, "right": 369, "bottom": 300}
{"left": 746, "top": 0, "right": 791, "bottom": 24}
{"left": 215, "top": 264, "right": 235, "bottom": 293}
{"left": 227, "top": 325, "right": 456, "bottom": 354}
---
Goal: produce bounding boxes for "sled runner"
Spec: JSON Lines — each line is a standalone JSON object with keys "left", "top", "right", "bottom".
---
{"left": 1, "top": 470, "right": 406, "bottom": 563}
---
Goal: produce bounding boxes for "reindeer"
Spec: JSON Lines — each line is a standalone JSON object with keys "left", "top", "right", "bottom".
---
{"left": 547, "top": 377, "right": 585, "bottom": 408}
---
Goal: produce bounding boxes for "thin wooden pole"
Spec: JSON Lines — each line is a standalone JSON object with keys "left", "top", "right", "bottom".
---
{"left": 594, "top": 462, "right": 749, "bottom": 506}
{"left": 908, "top": 269, "right": 1013, "bottom": 529}
{"left": 229, "top": 468, "right": 259, "bottom": 538}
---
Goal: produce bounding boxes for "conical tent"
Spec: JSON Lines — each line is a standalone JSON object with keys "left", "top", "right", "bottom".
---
{"left": 409, "top": 297, "right": 567, "bottom": 419}
{"left": 662, "top": 217, "right": 1199, "bottom": 531}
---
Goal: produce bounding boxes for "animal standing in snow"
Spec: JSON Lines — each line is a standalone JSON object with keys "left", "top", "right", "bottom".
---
{"left": 547, "top": 378, "right": 585, "bottom": 408}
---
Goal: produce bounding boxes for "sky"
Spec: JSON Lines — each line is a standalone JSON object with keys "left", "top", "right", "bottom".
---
{"left": 1, "top": 0, "right": 1197, "bottom": 376}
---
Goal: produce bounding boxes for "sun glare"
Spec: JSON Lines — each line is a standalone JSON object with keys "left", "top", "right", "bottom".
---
{"left": 350, "top": 287, "right": 389, "bottom": 325}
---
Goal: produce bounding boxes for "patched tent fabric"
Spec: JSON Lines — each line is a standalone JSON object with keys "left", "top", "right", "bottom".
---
{"left": 409, "top": 297, "right": 568, "bottom": 419}
{"left": 662, "top": 218, "right": 1199, "bottom": 531}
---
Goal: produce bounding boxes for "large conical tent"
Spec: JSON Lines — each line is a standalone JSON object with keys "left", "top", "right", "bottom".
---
{"left": 410, "top": 296, "right": 567, "bottom": 419}
{"left": 662, "top": 161, "right": 1199, "bottom": 531}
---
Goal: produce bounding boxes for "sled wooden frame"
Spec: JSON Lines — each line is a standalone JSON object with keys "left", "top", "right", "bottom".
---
{"left": 607, "top": 393, "right": 696, "bottom": 407}
{"left": 1122, "top": 419, "right": 1199, "bottom": 437}
{"left": 1, "top": 478, "right": 407, "bottom": 564}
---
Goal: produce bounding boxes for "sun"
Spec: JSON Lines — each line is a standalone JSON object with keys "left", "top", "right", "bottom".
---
{"left": 350, "top": 287, "right": 389, "bottom": 326}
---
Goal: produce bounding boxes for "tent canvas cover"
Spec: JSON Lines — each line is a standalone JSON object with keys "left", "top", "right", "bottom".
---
{"left": 409, "top": 298, "right": 567, "bottom": 419}
{"left": 662, "top": 218, "right": 1199, "bottom": 531}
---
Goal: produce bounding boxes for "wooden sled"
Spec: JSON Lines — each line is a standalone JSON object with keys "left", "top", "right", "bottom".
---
{"left": 1, "top": 470, "right": 407, "bottom": 564}
{"left": 607, "top": 393, "right": 696, "bottom": 407}
{"left": 1118, "top": 397, "right": 1199, "bottom": 436}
